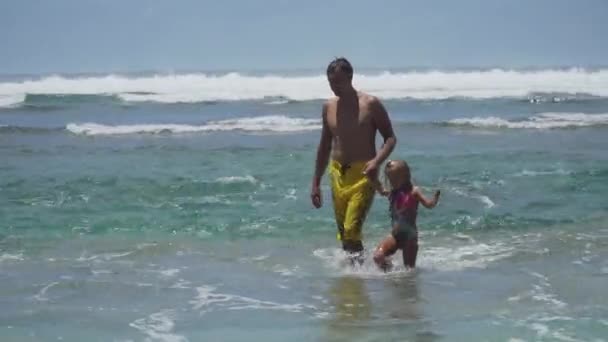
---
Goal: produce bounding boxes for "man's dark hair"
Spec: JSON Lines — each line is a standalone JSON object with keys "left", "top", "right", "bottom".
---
{"left": 326, "top": 57, "right": 353, "bottom": 77}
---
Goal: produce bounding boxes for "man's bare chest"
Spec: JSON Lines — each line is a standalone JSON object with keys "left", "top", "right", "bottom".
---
{"left": 326, "top": 106, "right": 373, "bottom": 134}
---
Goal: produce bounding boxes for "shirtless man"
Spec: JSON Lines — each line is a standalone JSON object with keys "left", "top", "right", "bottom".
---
{"left": 311, "top": 57, "right": 397, "bottom": 255}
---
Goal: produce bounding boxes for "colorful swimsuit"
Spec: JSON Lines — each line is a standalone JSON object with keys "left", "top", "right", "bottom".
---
{"left": 389, "top": 186, "right": 419, "bottom": 243}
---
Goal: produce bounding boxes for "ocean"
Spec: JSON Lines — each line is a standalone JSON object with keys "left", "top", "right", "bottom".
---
{"left": 1, "top": 68, "right": 607, "bottom": 341}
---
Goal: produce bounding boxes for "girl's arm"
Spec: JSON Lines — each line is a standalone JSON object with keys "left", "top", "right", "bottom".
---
{"left": 414, "top": 187, "right": 440, "bottom": 208}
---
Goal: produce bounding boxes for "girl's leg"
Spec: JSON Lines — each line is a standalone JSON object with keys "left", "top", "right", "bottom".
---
{"left": 401, "top": 237, "right": 419, "bottom": 268}
{"left": 373, "top": 235, "right": 397, "bottom": 271}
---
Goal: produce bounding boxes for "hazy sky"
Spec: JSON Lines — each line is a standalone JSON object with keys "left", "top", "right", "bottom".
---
{"left": 1, "top": 0, "right": 607, "bottom": 73}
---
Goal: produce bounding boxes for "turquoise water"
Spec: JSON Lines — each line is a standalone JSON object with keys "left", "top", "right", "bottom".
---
{"left": 1, "top": 70, "right": 608, "bottom": 341}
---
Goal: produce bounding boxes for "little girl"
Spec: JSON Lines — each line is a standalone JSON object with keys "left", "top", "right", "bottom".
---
{"left": 373, "top": 160, "right": 440, "bottom": 270}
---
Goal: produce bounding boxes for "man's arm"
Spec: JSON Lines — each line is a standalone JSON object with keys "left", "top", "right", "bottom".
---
{"left": 311, "top": 103, "right": 332, "bottom": 208}
{"left": 371, "top": 97, "right": 396, "bottom": 165}
{"left": 313, "top": 103, "right": 332, "bottom": 186}
{"left": 371, "top": 177, "right": 389, "bottom": 196}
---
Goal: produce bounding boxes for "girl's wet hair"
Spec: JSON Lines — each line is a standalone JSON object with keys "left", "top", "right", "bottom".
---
{"left": 384, "top": 160, "right": 413, "bottom": 192}
{"left": 386, "top": 160, "right": 414, "bottom": 217}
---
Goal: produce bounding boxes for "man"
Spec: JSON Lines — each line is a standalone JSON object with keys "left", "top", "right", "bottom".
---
{"left": 311, "top": 57, "right": 397, "bottom": 256}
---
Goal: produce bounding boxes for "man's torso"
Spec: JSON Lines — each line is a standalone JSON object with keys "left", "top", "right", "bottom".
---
{"left": 325, "top": 92, "right": 377, "bottom": 165}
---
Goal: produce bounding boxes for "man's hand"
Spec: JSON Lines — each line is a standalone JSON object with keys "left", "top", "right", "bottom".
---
{"left": 311, "top": 185, "right": 322, "bottom": 208}
{"left": 362, "top": 159, "right": 379, "bottom": 180}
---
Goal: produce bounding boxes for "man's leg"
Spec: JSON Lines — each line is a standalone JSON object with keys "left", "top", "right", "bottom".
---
{"left": 333, "top": 198, "right": 365, "bottom": 265}
{"left": 342, "top": 240, "right": 363, "bottom": 253}
{"left": 330, "top": 183, "right": 347, "bottom": 239}
{"left": 342, "top": 183, "right": 375, "bottom": 256}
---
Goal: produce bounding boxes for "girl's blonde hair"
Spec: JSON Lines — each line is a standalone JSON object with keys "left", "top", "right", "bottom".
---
{"left": 384, "top": 160, "right": 413, "bottom": 193}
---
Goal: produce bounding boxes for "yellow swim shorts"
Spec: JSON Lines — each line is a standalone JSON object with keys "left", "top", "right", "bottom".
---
{"left": 329, "top": 160, "right": 376, "bottom": 242}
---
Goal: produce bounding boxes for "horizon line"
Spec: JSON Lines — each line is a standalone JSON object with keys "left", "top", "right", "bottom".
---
{"left": 2, "top": 64, "right": 608, "bottom": 79}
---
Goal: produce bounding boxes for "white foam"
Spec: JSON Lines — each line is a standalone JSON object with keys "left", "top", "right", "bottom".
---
{"left": 239, "top": 221, "right": 276, "bottom": 233}
{"left": 515, "top": 169, "right": 571, "bottom": 177}
{"left": 549, "top": 331, "right": 578, "bottom": 342}
{"left": 91, "top": 269, "right": 113, "bottom": 276}
{"left": 453, "top": 233, "right": 476, "bottom": 243}
{"left": 0, "top": 94, "right": 25, "bottom": 107}
{"left": 136, "top": 283, "right": 154, "bottom": 288}
{"left": 77, "top": 250, "right": 134, "bottom": 262}
{"left": 531, "top": 291, "right": 568, "bottom": 309}
{"left": 535, "top": 316, "right": 574, "bottom": 322}
{"left": 1, "top": 68, "right": 608, "bottom": 105}
{"left": 214, "top": 175, "right": 256, "bottom": 184}
{"left": 524, "top": 319, "right": 578, "bottom": 342}
{"left": 0, "top": 252, "right": 24, "bottom": 263}
{"left": 312, "top": 247, "right": 412, "bottom": 278}
{"left": 448, "top": 112, "right": 608, "bottom": 129}
{"left": 66, "top": 115, "right": 321, "bottom": 135}
{"left": 190, "top": 285, "right": 316, "bottom": 314}
{"left": 196, "top": 115, "right": 321, "bottom": 132}
{"left": 518, "top": 319, "right": 578, "bottom": 342}
{"left": 420, "top": 242, "right": 514, "bottom": 271}
{"left": 201, "top": 196, "right": 232, "bottom": 205}
{"left": 238, "top": 254, "right": 270, "bottom": 263}
{"left": 33, "top": 281, "right": 60, "bottom": 302}
{"left": 158, "top": 268, "right": 180, "bottom": 278}
{"left": 529, "top": 271, "right": 549, "bottom": 281}
{"left": 284, "top": 188, "right": 297, "bottom": 200}
{"left": 451, "top": 188, "right": 495, "bottom": 209}
{"left": 508, "top": 271, "right": 567, "bottom": 309}
{"left": 530, "top": 323, "right": 550, "bottom": 337}
{"left": 450, "top": 215, "right": 483, "bottom": 227}
{"left": 66, "top": 123, "right": 200, "bottom": 135}
{"left": 265, "top": 99, "right": 291, "bottom": 105}
{"left": 478, "top": 195, "right": 496, "bottom": 208}
{"left": 130, "top": 310, "right": 188, "bottom": 342}
{"left": 272, "top": 264, "right": 300, "bottom": 277}
{"left": 169, "top": 279, "right": 192, "bottom": 289}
